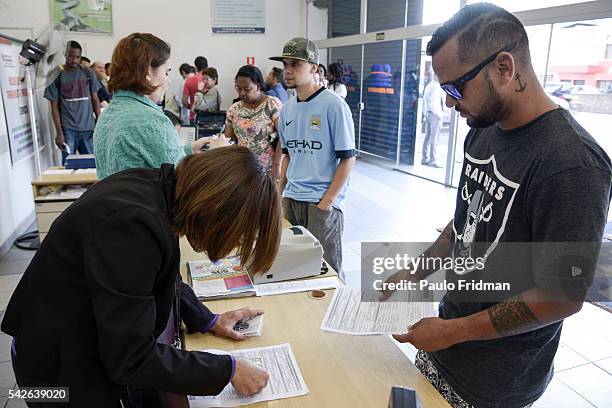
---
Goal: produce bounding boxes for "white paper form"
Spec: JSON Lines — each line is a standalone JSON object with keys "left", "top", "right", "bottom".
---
{"left": 254, "top": 276, "right": 339, "bottom": 296}
{"left": 42, "top": 169, "right": 74, "bottom": 175}
{"left": 320, "top": 285, "right": 436, "bottom": 335}
{"left": 188, "top": 343, "right": 309, "bottom": 407}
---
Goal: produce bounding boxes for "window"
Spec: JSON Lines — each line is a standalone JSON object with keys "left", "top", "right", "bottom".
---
{"left": 329, "top": 0, "right": 361, "bottom": 38}
{"left": 548, "top": 19, "right": 612, "bottom": 168}
{"left": 466, "top": 0, "right": 594, "bottom": 13}
{"left": 367, "top": 0, "right": 407, "bottom": 32}
{"left": 360, "top": 41, "right": 405, "bottom": 160}
{"left": 328, "top": 45, "right": 363, "bottom": 144}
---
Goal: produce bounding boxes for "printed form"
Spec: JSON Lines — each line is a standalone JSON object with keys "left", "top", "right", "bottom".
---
{"left": 188, "top": 343, "right": 308, "bottom": 407}
{"left": 321, "top": 285, "right": 436, "bottom": 335}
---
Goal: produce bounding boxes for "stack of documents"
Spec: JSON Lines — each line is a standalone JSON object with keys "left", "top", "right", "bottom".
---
{"left": 188, "top": 343, "right": 308, "bottom": 407}
{"left": 188, "top": 257, "right": 256, "bottom": 299}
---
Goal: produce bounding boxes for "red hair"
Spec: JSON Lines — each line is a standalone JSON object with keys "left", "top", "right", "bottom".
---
{"left": 107, "top": 33, "right": 170, "bottom": 95}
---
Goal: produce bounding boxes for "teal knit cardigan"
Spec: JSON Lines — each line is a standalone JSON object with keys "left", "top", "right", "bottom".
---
{"left": 94, "top": 90, "right": 191, "bottom": 179}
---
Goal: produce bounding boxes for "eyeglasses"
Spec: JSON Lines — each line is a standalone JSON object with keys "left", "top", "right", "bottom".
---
{"left": 440, "top": 41, "right": 517, "bottom": 100}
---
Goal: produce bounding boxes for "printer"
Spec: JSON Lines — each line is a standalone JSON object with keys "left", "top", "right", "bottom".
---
{"left": 253, "top": 226, "right": 324, "bottom": 284}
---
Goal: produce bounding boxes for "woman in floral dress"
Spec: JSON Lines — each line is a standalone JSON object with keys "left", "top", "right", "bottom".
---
{"left": 225, "top": 65, "right": 283, "bottom": 178}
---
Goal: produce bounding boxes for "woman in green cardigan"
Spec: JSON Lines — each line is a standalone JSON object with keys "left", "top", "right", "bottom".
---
{"left": 94, "top": 33, "right": 223, "bottom": 179}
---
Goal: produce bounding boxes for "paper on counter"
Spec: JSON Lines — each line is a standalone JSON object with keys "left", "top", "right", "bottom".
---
{"left": 188, "top": 343, "right": 308, "bottom": 407}
{"left": 320, "top": 284, "right": 436, "bottom": 335}
{"left": 43, "top": 169, "right": 74, "bottom": 175}
{"left": 254, "top": 276, "right": 338, "bottom": 296}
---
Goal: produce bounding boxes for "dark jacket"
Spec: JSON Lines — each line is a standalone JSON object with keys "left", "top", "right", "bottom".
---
{"left": 97, "top": 77, "right": 112, "bottom": 103}
{"left": 1, "top": 165, "right": 232, "bottom": 406}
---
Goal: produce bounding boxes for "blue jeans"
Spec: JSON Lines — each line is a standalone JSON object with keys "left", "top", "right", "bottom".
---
{"left": 63, "top": 128, "right": 94, "bottom": 156}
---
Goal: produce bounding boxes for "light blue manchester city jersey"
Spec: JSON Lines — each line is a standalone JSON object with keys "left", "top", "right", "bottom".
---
{"left": 279, "top": 88, "right": 356, "bottom": 211}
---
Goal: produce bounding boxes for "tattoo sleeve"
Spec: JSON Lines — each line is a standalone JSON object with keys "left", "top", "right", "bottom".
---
{"left": 488, "top": 293, "right": 541, "bottom": 337}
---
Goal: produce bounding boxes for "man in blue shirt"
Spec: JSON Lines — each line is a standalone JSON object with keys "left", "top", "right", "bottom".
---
{"left": 270, "top": 38, "right": 356, "bottom": 280}
{"left": 265, "top": 67, "right": 289, "bottom": 103}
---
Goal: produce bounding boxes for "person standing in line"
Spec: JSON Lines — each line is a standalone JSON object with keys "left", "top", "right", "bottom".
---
{"left": 44, "top": 40, "right": 101, "bottom": 158}
{"left": 271, "top": 38, "right": 356, "bottom": 281}
{"left": 193, "top": 67, "right": 222, "bottom": 113}
{"left": 327, "top": 62, "right": 347, "bottom": 99}
{"left": 265, "top": 67, "right": 289, "bottom": 103}
{"left": 226, "top": 65, "right": 283, "bottom": 177}
{"left": 182, "top": 55, "right": 208, "bottom": 122}
{"left": 92, "top": 61, "right": 112, "bottom": 106}
{"left": 317, "top": 63, "right": 328, "bottom": 88}
{"left": 104, "top": 62, "right": 111, "bottom": 79}
{"left": 79, "top": 56, "right": 91, "bottom": 69}
{"left": 421, "top": 75, "right": 446, "bottom": 168}
{"left": 178, "top": 63, "right": 196, "bottom": 124}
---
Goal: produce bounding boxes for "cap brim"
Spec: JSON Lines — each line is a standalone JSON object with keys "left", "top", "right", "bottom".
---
{"left": 269, "top": 56, "right": 312, "bottom": 63}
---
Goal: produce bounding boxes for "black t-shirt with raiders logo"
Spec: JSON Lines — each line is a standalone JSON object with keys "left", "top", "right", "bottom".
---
{"left": 431, "top": 108, "right": 612, "bottom": 408}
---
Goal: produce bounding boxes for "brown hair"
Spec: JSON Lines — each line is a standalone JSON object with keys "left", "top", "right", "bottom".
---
{"left": 173, "top": 147, "right": 282, "bottom": 274}
{"left": 202, "top": 67, "right": 219, "bottom": 83}
{"left": 107, "top": 33, "right": 170, "bottom": 95}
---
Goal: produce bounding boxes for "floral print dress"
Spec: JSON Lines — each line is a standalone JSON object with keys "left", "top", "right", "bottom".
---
{"left": 226, "top": 96, "right": 282, "bottom": 174}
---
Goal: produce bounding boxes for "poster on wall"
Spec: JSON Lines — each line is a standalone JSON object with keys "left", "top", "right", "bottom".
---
{"left": 0, "top": 36, "right": 43, "bottom": 165}
{"left": 212, "top": 0, "right": 265, "bottom": 34}
{"left": 50, "top": 0, "right": 113, "bottom": 34}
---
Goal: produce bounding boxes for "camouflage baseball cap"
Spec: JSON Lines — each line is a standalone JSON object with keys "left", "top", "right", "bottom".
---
{"left": 269, "top": 37, "right": 319, "bottom": 64}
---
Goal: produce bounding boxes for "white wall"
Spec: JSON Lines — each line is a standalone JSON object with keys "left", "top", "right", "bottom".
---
{"left": 2, "top": 0, "right": 308, "bottom": 109}
{"left": 0, "top": 0, "right": 308, "bottom": 252}
{"left": 0, "top": 146, "right": 48, "bottom": 253}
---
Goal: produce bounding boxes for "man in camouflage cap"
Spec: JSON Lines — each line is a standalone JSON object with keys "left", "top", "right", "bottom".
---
{"left": 270, "top": 38, "right": 356, "bottom": 281}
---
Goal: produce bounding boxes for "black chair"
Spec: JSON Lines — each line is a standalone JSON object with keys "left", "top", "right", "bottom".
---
{"left": 194, "top": 110, "right": 226, "bottom": 140}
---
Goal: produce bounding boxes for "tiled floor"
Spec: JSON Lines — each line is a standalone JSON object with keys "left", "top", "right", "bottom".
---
{"left": 0, "top": 155, "right": 611, "bottom": 408}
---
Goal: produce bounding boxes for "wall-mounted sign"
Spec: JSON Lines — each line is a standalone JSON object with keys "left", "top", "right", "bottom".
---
{"left": 212, "top": 0, "right": 265, "bottom": 34}
{"left": 0, "top": 36, "right": 43, "bottom": 165}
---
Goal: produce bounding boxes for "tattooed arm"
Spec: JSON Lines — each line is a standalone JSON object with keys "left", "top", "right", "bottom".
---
{"left": 392, "top": 288, "right": 585, "bottom": 351}
{"left": 472, "top": 288, "right": 584, "bottom": 338}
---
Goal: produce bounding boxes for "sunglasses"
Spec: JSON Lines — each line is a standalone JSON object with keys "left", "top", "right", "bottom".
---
{"left": 440, "top": 41, "right": 517, "bottom": 100}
